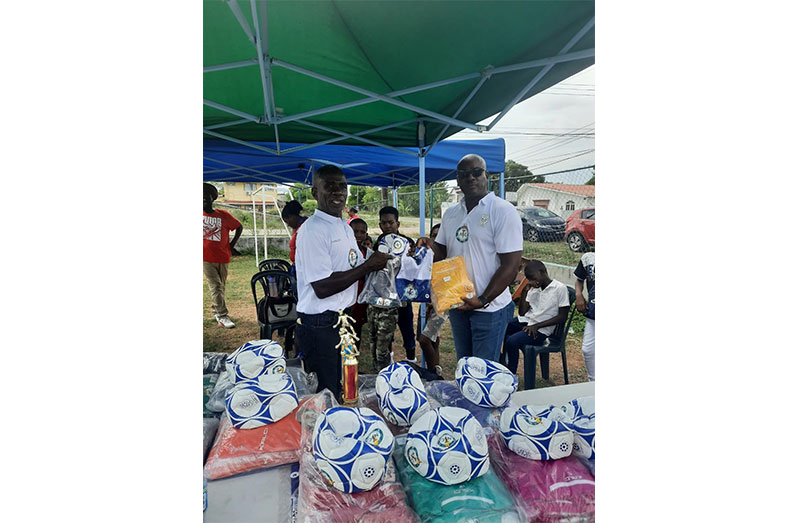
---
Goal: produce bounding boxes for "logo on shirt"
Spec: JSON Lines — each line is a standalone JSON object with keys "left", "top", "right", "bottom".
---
{"left": 455, "top": 225, "right": 469, "bottom": 243}
{"left": 348, "top": 248, "right": 357, "bottom": 267}
{"left": 480, "top": 214, "right": 489, "bottom": 226}
{"left": 203, "top": 216, "right": 222, "bottom": 241}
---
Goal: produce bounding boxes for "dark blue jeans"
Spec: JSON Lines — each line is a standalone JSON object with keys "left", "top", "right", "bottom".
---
{"left": 296, "top": 311, "right": 341, "bottom": 400}
{"left": 501, "top": 317, "right": 549, "bottom": 374}
{"left": 448, "top": 302, "right": 515, "bottom": 362}
{"left": 396, "top": 302, "right": 416, "bottom": 359}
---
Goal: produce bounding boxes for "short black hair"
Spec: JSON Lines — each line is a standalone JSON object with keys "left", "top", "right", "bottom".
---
{"left": 281, "top": 200, "right": 303, "bottom": 219}
{"left": 349, "top": 218, "right": 367, "bottom": 228}
{"left": 524, "top": 259, "right": 547, "bottom": 276}
{"left": 314, "top": 164, "right": 344, "bottom": 182}
{"left": 203, "top": 183, "right": 218, "bottom": 200}
{"left": 349, "top": 206, "right": 358, "bottom": 214}
{"left": 379, "top": 206, "right": 399, "bottom": 221}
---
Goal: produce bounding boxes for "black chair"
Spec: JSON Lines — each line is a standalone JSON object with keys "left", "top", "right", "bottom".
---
{"left": 258, "top": 258, "right": 291, "bottom": 273}
{"left": 521, "top": 285, "right": 578, "bottom": 390}
{"left": 251, "top": 270, "right": 298, "bottom": 353}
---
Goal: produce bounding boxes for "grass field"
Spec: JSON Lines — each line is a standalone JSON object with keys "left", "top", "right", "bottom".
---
{"left": 203, "top": 247, "right": 589, "bottom": 390}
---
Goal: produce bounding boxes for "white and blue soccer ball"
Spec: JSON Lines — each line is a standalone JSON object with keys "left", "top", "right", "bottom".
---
{"left": 375, "top": 362, "right": 430, "bottom": 426}
{"left": 500, "top": 404, "right": 573, "bottom": 460}
{"left": 312, "top": 407, "right": 395, "bottom": 493}
{"left": 226, "top": 339, "right": 286, "bottom": 384}
{"left": 555, "top": 397, "right": 595, "bottom": 460}
{"left": 405, "top": 406, "right": 489, "bottom": 485}
{"left": 455, "top": 357, "right": 518, "bottom": 408}
{"left": 225, "top": 372, "right": 298, "bottom": 429}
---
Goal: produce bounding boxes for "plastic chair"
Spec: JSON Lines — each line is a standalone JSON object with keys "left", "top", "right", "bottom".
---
{"left": 251, "top": 270, "right": 298, "bottom": 353}
{"left": 521, "top": 285, "right": 578, "bottom": 390}
{"left": 257, "top": 258, "right": 291, "bottom": 273}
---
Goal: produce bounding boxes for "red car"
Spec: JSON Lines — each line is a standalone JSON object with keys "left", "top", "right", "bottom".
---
{"left": 565, "top": 208, "right": 594, "bottom": 252}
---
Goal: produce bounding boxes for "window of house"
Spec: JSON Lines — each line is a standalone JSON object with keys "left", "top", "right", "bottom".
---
{"left": 565, "top": 200, "right": 575, "bottom": 211}
{"left": 245, "top": 183, "right": 254, "bottom": 194}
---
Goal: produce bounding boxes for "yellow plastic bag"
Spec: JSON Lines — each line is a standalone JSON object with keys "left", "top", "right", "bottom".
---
{"left": 430, "top": 256, "right": 475, "bottom": 315}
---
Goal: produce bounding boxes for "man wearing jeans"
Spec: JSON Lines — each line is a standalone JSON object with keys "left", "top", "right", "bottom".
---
{"left": 425, "top": 154, "right": 522, "bottom": 362}
{"left": 295, "top": 165, "right": 389, "bottom": 399}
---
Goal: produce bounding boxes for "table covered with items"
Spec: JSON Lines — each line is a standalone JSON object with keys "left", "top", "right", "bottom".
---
{"left": 202, "top": 340, "right": 595, "bottom": 522}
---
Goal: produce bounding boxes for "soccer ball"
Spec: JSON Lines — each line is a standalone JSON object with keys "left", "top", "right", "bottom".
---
{"left": 375, "top": 362, "right": 430, "bottom": 426}
{"left": 404, "top": 406, "right": 489, "bottom": 485}
{"left": 312, "top": 407, "right": 395, "bottom": 493}
{"left": 225, "top": 372, "right": 298, "bottom": 429}
{"left": 556, "top": 397, "right": 595, "bottom": 460}
{"left": 455, "top": 357, "right": 518, "bottom": 408}
{"left": 226, "top": 339, "right": 286, "bottom": 384}
{"left": 500, "top": 404, "right": 574, "bottom": 460}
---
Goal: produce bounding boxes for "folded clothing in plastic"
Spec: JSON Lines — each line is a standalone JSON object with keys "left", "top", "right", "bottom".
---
{"left": 394, "top": 438, "right": 520, "bottom": 522}
{"left": 204, "top": 352, "right": 228, "bottom": 374}
{"left": 430, "top": 256, "right": 475, "bottom": 315}
{"left": 204, "top": 416, "right": 221, "bottom": 463}
{"left": 204, "top": 394, "right": 324, "bottom": 480}
{"left": 396, "top": 247, "right": 434, "bottom": 303}
{"left": 488, "top": 433, "right": 595, "bottom": 522}
{"left": 204, "top": 373, "right": 220, "bottom": 417}
{"left": 204, "top": 463, "right": 298, "bottom": 523}
{"left": 359, "top": 256, "right": 403, "bottom": 308}
{"left": 424, "top": 380, "right": 501, "bottom": 429}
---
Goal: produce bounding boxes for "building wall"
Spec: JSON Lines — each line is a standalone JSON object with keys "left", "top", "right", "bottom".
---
{"left": 219, "top": 182, "right": 280, "bottom": 203}
{"left": 517, "top": 186, "right": 595, "bottom": 218}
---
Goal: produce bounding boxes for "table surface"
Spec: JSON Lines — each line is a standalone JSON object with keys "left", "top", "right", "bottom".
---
{"left": 511, "top": 381, "right": 594, "bottom": 405}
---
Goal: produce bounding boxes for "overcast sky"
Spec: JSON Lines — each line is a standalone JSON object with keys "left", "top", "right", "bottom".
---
{"left": 450, "top": 65, "right": 595, "bottom": 182}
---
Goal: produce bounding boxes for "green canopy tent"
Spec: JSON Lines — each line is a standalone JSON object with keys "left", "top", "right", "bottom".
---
{"left": 204, "top": 0, "right": 594, "bottom": 235}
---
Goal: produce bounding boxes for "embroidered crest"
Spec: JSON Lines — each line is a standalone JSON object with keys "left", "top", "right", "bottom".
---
{"left": 348, "top": 248, "right": 357, "bottom": 267}
{"left": 480, "top": 214, "right": 489, "bottom": 226}
{"left": 455, "top": 225, "right": 469, "bottom": 243}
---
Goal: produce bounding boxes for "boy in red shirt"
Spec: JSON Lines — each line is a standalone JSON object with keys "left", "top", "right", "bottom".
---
{"left": 203, "top": 183, "right": 243, "bottom": 328}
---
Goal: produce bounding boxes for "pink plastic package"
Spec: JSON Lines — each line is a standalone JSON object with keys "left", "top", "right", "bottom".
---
{"left": 204, "top": 393, "right": 327, "bottom": 480}
{"left": 488, "top": 432, "right": 595, "bottom": 522}
{"left": 295, "top": 393, "right": 417, "bottom": 523}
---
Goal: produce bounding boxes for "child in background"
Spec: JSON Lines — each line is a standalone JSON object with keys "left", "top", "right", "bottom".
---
{"left": 349, "top": 218, "right": 371, "bottom": 354}
{"left": 203, "top": 183, "right": 243, "bottom": 328}
{"left": 418, "top": 224, "right": 444, "bottom": 377}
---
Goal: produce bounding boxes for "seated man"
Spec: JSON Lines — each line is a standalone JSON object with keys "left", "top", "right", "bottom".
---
{"left": 501, "top": 260, "right": 570, "bottom": 375}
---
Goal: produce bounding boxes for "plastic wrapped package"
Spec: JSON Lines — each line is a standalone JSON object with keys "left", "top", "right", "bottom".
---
{"left": 575, "top": 454, "right": 595, "bottom": 478}
{"left": 204, "top": 392, "right": 328, "bottom": 480}
{"left": 430, "top": 256, "right": 475, "bottom": 315}
{"left": 204, "top": 416, "right": 221, "bottom": 463}
{"left": 207, "top": 366, "right": 315, "bottom": 414}
{"left": 295, "top": 391, "right": 416, "bottom": 523}
{"left": 204, "top": 373, "right": 220, "bottom": 417}
{"left": 204, "top": 462, "right": 298, "bottom": 523}
{"left": 487, "top": 433, "right": 595, "bottom": 522}
{"left": 396, "top": 247, "right": 434, "bottom": 303}
{"left": 425, "top": 381, "right": 501, "bottom": 429}
{"left": 358, "top": 256, "right": 403, "bottom": 308}
{"left": 204, "top": 352, "right": 228, "bottom": 374}
{"left": 359, "top": 374, "right": 379, "bottom": 397}
{"left": 394, "top": 436, "right": 521, "bottom": 522}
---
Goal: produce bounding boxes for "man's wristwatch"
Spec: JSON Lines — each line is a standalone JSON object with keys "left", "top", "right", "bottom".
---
{"left": 477, "top": 295, "right": 489, "bottom": 308}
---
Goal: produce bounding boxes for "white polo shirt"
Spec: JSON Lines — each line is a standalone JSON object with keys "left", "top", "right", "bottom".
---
{"left": 519, "top": 279, "right": 570, "bottom": 336}
{"left": 436, "top": 192, "right": 523, "bottom": 313}
{"left": 295, "top": 209, "right": 364, "bottom": 314}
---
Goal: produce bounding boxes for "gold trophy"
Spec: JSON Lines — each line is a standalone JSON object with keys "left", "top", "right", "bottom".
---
{"left": 335, "top": 310, "right": 360, "bottom": 406}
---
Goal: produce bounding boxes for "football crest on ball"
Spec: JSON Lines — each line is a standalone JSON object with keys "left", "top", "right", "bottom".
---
{"left": 455, "top": 357, "right": 518, "bottom": 408}
{"left": 500, "top": 404, "right": 574, "bottom": 460}
{"left": 312, "top": 407, "right": 395, "bottom": 493}
{"left": 405, "top": 406, "right": 489, "bottom": 485}
{"left": 375, "top": 362, "right": 430, "bottom": 426}
{"left": 224, "top": 372, "right": 298, "bottom": 429}
{"left": 226, "top": 339, "right": 286, "bottom": 384}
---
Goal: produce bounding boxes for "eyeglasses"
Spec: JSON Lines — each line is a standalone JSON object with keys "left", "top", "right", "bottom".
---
{"left": 456, "top": 167, "right": 486, "bottom": 178}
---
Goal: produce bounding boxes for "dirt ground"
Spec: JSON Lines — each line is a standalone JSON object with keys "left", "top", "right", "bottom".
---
{"left": 203, "top": 254, "right": 589, "bottom": 390}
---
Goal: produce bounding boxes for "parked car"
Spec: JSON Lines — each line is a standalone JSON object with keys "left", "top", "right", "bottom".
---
{"left": 517, "top": 206, "right": 566, "bottom": 242}
{"left": 565, "top": 207, "right": 595, "bottom": 252}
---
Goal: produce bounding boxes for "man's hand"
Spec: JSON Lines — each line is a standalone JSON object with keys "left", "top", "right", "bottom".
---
{"left": 364, "top": 251, "right": 390, "bottom": 271}
{"left": 456, "top": 295, "right": 484, "bottom": 311}
{"left": 522, "top": 324, "right": 539, "bottom": 338}
{"left": 416, "top": 237, "right": 434, "bottom": 249}
{"left": 575, "top": 294, "right": 587, "bottom": 314}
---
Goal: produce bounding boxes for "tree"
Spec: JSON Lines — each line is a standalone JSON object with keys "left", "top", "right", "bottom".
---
{"left": 398, "top": 181, "right": 450, "bottom": 218}
{"left": 493, "top": 160, "right": 545, "bottom": 196}
{"left": 585, "top": 176, "right": 595, "bottom": 185}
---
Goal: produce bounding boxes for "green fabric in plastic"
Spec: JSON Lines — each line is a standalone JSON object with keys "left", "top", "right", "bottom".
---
{"left": 393, "top": 440, "right": 520, "bottom": 522}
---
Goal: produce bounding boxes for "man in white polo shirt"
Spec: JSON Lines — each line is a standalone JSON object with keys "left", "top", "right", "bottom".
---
{"left": 295, "top": 165, "right": 389, "bottom": 399}
{"left": 426, "top": 154, "right": 522, "bottom": 362}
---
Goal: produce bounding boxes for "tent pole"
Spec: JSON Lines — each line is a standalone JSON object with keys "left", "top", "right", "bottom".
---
{"left": 500, "top": 171, "right": 505, "bottom": 199}
{"left": 417, "top": 138, "right": 427, "bottom": 368}
{"left": 429, "top": 186, "right": 434, "bottom": 232}
{"left": 262, "top": 186, "right": 268, "bottom": 260}
{"left": 252, "top": 189, "right": 259, "bottom": 268}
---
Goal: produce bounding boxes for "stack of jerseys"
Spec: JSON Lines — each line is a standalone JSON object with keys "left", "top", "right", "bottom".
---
{"left": 203, "top": 417, "right": 220, "bottom": 463}
{"left": 393, "top": 439, "right": 520, "bottom": 522}
{"left": 204, "top": 462, "right": 299, "bottom": 523}
{"left": 395, "top": 246, "right": 434, "bottom": 303}
{"left": 204, "top": 394, "right": 324, "bottom": 480}
{"left": 424, "top": 380, "right": 501, "bottom": 429}
{"left": 203, "top": 352, "right": 229, "bottom": 374}
{"left": 204, "top": 373, "right": 220, "bottom": 417}
{"left": 430, "top": 256, "right": 475, "bottom": 314}
{"left": 488, "top": 433, "right": 595, "bottom": 522}
{"left": 296, "top": 443, "right": 416, "bottom": 523}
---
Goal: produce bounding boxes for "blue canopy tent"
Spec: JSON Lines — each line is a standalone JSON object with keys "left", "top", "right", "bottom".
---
{"left": 203, "top": 137, "right": 505, "bottom": 189}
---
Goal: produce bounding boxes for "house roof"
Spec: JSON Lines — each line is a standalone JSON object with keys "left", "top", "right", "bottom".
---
{"left": 524, "top": 183, "right": 594, "bottom": 197}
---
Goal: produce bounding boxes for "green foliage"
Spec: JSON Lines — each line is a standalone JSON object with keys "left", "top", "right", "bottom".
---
{"left": 302, "top": 199, "right": 318, "bottom": 214}
{"left": 585, "top": 176, "right": 595, "bottom": 185}
{"left": 397, "top": 182, "right": 449, "bottom": 218}
{"left": 352, "top": 186, "right": 385, "bottom": 213}
{"left": 496, "top": 160, "right": 545, "bottom": 195}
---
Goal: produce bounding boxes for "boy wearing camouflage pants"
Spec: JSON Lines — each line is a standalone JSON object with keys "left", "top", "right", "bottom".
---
{"left": 367, "top": 304, "right": 399, "bottom": 373}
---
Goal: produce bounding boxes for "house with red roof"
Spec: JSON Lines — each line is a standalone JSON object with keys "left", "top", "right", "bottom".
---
{"left": 516, "top": 183, "right": 595, "bottom": 217}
